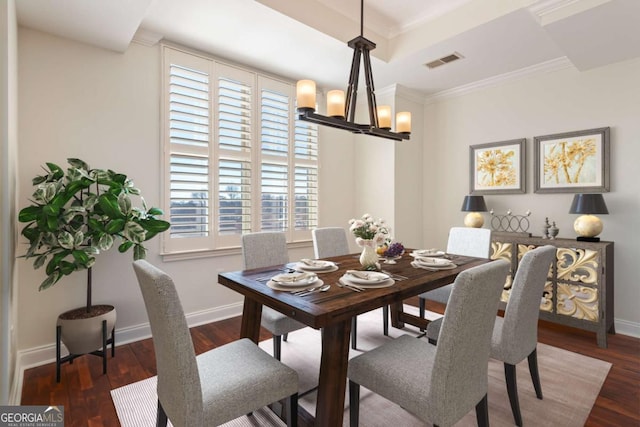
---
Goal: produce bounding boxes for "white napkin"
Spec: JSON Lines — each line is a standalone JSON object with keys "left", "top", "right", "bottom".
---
{"left": 300, "top": 258, "right": 322, "bottom": 267}
{"left": 273, "top": 272, "right": 313, "bottom": 283}
{"left": 346, "top": 270, "right": 372, "bottom": 280}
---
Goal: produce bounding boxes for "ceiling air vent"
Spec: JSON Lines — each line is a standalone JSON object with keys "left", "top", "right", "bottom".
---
{"left": 424, "top": 52, "right": 464, "bottom": 69}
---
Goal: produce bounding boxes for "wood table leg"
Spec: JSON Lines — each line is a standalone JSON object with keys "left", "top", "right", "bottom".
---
{"left": 315, "top": 319, "right": 352, "bottom": 426}
{"left": 240, "top": 297, "right": 262, "bottom": 343}
{"left": 390, "top": 301, "right": 405, "bottom": 329}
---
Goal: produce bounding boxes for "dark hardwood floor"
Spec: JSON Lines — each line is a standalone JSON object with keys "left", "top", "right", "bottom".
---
{"left": 21, "top": 298, "right": 640, "bottom": 426}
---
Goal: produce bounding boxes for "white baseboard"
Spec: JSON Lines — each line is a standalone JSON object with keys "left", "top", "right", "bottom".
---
{"left": 614, "top": 317, "right": 640, "bottom": 338}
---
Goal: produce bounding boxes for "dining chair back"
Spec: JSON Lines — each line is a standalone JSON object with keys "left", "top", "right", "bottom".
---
{"left": 241, "top": 232, "right": 306, "bottom": 360}
{"left": 418, "top": 227, "right": 492, "bottom": 319}
{"left": 312, "top": 227, "right": 350, "bottom": 259}
{"left": 348, "top": 260, "right": 509, "bottom": 427}
{"left": 491, "top": 244, "right": 556, "bottom": 426}
{"left": 133, "top": 260, "right": 298, "bottom": 427}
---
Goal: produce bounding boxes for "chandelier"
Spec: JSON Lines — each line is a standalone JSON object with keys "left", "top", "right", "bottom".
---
{"left": 296, "top": 0, "right": 411, "bottom": 141}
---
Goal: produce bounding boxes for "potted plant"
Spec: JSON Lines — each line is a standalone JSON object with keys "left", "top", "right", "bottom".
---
{"left": 18, "top": 158, "right": 170, "bottom": 376}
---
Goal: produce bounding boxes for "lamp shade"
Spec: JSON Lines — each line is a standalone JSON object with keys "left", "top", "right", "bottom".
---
{"left": 569, "top": 194, "right": 609, "bottom": 214}
{"left": 461, "top": 195, "right": 488, "bottom": 212}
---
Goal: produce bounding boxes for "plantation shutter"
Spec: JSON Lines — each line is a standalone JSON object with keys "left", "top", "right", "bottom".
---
{"left": 215, "top": 65, "right": 254, "bottom": 248}
{"left": 259, "top": 79, "right": 290, "bottom": 232}
{"left": 162, "top": 46, "right": 319, "bottom": 255}
{"left": 163, "top": 48, "right": 214, "bottom": 253}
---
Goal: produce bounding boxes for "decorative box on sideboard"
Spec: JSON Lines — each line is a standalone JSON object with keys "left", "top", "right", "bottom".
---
{"left": 490, "top": 234, "right": 614, "bottom": 348}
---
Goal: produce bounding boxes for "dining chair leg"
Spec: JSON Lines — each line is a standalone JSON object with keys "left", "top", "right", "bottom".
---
{"left": 273, "top": 335, "right": 282, "bottom": 360}
{"left": 382, "top": 305, "right": 389, "bottom": 336}
{"left": 504, "top": 362, "right": 523, "bottom": 426}
{"left": 285, "top": 393, "right": 299, "bottom": 427}
{"left": 157, "top": 399, "right": 168, "bottom": 427}
{"left": 418, "top": 298, "right": 426, "bottom": 331}
{"left": 351, "top": 317, "right": 358, "bottom": 349}
{"left": 283, "top": 333, "right": 289, "bottom": 342}
{"left": 348, "top": 380, "right": 360, "bottom": 427}
{"left": 475, "top": 394, "right": 489, "bottom": 427}
{"left": 527, "top": 348, "right": 543, "bottom": 399}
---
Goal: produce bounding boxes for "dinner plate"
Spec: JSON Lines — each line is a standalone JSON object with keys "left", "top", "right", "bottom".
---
{"left": 270, "top": 272, "right": 318, "bottom": 287}
{"left": 413, "top": 257, "right": 454, "bottom": 268}
{"left": 267, "top": 278, "right": 323, "bottom": 292}
{"left": 339, "top": 277, "right": 395, "bottom": 289}
{"left": 344, "top": 270, "right": 390, "bottom": 285}
{"left": 411, "top": 261, "right": 457, "bottom": 271}
{"left": 411, "top": 249, "right": 445, "bottom": 257}
{"left": 295, "top": 259, "right": 339, "bottom": 272}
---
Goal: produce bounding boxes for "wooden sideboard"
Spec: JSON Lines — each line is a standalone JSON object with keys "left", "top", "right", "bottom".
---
{"left": 490, "top": 234, "right": 614, "bottom": 348}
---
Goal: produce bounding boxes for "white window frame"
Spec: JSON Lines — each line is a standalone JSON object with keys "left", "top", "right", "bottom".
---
{"left": 161, "top": 45, "right": 318, "bottom": 257}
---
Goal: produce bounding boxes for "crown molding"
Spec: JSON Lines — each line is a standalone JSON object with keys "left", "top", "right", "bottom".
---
{"left": 132, "top": 28, "right": 163, "bottom": 47}
{"left": 424, "top": 56, "right": 574, "bottom": 104}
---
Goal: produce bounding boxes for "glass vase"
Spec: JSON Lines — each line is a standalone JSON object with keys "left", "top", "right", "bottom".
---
{"left": 358, "top": 240, "right": 379, "bottom": 270}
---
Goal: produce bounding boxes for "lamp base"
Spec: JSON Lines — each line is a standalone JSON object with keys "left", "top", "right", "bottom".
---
{"left": 464, "top": 212, "right": 484, "bottom": 228}
{"left": 577, "top": 236, "right": 600, "bottom": 242}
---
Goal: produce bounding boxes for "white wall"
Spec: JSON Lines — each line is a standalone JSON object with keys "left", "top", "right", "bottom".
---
{"left": 423, "top": 58, "right": 640, "bottom": 334}
{"left": 1, "top": 0, "right": 18, "bottom": 405}
{"left": 16, "top": 28, "right": 356, "bottom": 364}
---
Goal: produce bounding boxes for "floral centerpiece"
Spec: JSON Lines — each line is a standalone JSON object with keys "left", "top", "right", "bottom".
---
{"left": 348, "top": 214, "right": 390, "bottom": 269}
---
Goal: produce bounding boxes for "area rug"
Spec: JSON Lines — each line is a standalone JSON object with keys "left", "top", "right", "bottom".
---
{"left": 111, "top": 307, "right": 611, "bottom": 426}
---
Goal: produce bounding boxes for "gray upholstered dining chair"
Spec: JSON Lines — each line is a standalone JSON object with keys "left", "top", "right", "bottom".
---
{"left": 312, "top": 227, "right": 390, "bottom": 349}
{"left": 132, "top": 260, "right": 299, "bottom": 427}
{"left": 418, "top": 227, "right": 492, "bottom": 320}
{"left": 348, "top": 260, "right": 509, "bottom": 427}
{"left": 426, "top": 245, "right": 556, "bottom": 426}
{"left": 241, "top": 231, "right": 306, "bottom": 360}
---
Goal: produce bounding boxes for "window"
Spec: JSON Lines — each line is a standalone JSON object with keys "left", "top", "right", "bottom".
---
{"left": 162, "top": 46, "right": 318, "bottom": 254}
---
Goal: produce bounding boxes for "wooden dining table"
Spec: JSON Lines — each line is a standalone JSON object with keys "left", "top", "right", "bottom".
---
{"left": 217, "top": 250, "right": 490, "bottom": 426}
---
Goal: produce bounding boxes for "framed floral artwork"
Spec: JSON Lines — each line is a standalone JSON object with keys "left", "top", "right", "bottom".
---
{"left": 534, "top": 127, "right": 610, "bottom": 193}
{"left": 469, "top": 138, "right": 526, "bottom": 195}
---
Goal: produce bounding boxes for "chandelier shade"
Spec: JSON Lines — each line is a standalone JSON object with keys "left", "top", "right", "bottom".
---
{"left": 296, "top": 0, "right": 411, "bottom": 141}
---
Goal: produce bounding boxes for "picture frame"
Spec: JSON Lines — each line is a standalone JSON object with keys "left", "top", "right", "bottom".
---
{"left": 534, "top": 127, "right": 610, "bottom": 193}
{"left": 469, "top": 138, "right": 526, "bottom": 195}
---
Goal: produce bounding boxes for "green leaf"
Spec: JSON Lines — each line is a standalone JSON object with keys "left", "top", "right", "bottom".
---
{"left": 46, "top": 251, "right": 67, "bottom": 275}
{"left": 39, "top": 272, "right": 61, "bottom": 291}
{"left": 147, "top": 207, "right": 164, "bottom": 216}
{"left": 87, "top": 218, "right": 103, "bottom": 232}
{"left": 73, "top": 230, "right": 85, "bottom": 248}
{"left": 46, "top": 215, "right": 59, "bottom": 232}
{"left": 19, "top": 206, "right": 41, "bottom": 223}
{"left": 57, "top": 231, "right": 74, "bottom": 250}
{"left": 67, "top": 158, "right": 89, "bottom": 171}
{"left": 124, "top": 221, "right": 146, "bottom": 243}
{"left": 97, "top": 233, "right": 114, "bottom": 251}
{"left": 71, "top": 250, "right": 90, "bottom": 265}
{"left": 34, "top": 254, "right": 47, "bottom": 269}
{"left": 98, "top": 193, "right": 124, "bottom": 219}
{"left": 104, "top": 218, "right": 125, "bottom": 234}
{"left": 59, "top": 261, "right": 76, "bottom": 275}
{"left": 83, "top": 246, "right": 100, "bottom": 255}
{"left": 139, "top": 218, "right": 171, "bottom": 234}
{"left": 118, "top": 241, "right": 134, "bottom": 253}
{"left": 117, "top": 193, "right": 132, "bottom": 215}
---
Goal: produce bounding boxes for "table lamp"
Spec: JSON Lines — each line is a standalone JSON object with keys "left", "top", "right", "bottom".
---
{"left": 569, "top": 193, "right": 609, "bottom": 241}
{"left": 461, "top": 195, "right": 488, "bottom": 228}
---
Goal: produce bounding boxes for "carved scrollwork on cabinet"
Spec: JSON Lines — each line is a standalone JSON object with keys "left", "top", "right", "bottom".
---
{"left": 491, "top": 234, "right": 614, "bottom": 348}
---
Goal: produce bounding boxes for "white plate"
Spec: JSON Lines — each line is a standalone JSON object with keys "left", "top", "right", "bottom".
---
{"left": 344, "top": 271, "right": 390, "bottom": 285}
{"left": 295, "top": 259, "right": 338, "bottom": 271}
{"left": 411, "top": 261, "right": 457, "bottom": 271}
{"left": 270, "top": 272, "right": 318, "bottom": 287}
{"left": 413, "top": 257, "right": 454, "bottom": 268}
{"left": 412, "top": 249, "right": 445, "bottom": 257}
{"left": 340, "top": 277, "right": 395, "bottom": 289}
{"left": 267, "top": 279, "right": 323, "bottom": 292}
